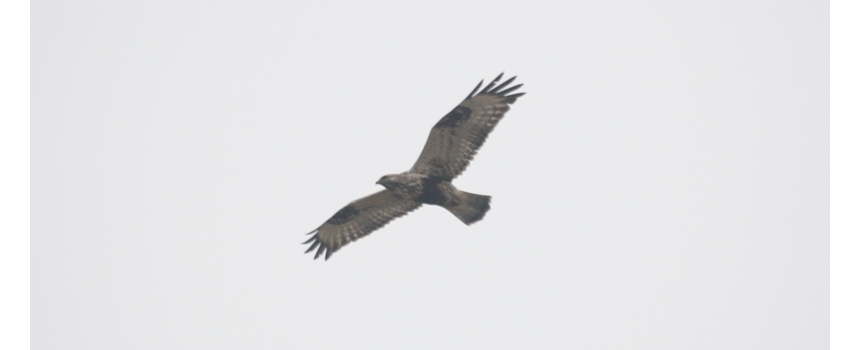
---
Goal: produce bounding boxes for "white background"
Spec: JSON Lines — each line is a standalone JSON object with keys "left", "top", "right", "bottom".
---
{"left": 31, "top": 1, "right": 829, "bottom": 349}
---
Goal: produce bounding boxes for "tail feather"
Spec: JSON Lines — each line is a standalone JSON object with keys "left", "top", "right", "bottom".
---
{"left": 446, "top": 190, "right": 491, "bottom": 225}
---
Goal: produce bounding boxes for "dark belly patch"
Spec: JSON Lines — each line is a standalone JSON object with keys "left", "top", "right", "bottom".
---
{"left": 417, "top": 177, "right": 451, "bottom": 205}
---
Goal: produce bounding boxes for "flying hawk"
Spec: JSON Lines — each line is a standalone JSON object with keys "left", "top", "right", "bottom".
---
{"left": 304, "top": 73, "right": 525, "bottom": 260}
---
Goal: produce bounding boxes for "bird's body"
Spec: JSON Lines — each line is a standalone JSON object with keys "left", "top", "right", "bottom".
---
{"left": 377, "top": 173, "right": 454, "bottom": 206}
{"left": 304, "top": 73, "right": 525, "bottom": 260}
{"left": 377, "top": 173, "right": 490, "bottom": 224}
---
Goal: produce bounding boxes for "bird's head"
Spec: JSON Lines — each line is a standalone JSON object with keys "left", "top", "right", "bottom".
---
{"left": 376, "top": 174, "right": 394, "bottom": 188}
{"left": 376, "top": 174, "right": 406, "bottom": 190}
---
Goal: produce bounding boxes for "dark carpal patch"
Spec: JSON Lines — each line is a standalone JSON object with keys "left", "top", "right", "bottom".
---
{"left": 435, "top": 106, "right": 472, "bottom": 128}
{"left": 328, "top": 205, "right": 360, "bottom": 225}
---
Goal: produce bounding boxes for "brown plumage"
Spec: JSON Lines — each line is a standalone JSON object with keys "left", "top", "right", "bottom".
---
{"left": 304, "top": 73, "right": 525, "bottom": 260}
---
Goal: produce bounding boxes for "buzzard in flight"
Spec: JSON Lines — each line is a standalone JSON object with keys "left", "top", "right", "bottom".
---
{"left": 304, "top": 73, "right": 525, "bottom": 260}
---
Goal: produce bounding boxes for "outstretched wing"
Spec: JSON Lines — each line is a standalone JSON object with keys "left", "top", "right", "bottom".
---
{"left": 303, "top": 190, "right": 422, "bottom": 260}
{"left": 411, "top": 73, "right": 525, "bottom": 179}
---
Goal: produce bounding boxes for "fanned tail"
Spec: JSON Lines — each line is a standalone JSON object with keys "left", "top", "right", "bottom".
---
{"left": 446, "top": 190, "right": 491, "bottom": 225}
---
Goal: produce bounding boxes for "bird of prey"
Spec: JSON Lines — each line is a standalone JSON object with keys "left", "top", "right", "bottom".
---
{"left": 304, "top": 73, "right": 525, "bottom": 260}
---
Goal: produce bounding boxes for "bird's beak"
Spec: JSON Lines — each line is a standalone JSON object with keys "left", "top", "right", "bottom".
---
{"left": 375, "top": 180, "right": 382, "bottom": 185}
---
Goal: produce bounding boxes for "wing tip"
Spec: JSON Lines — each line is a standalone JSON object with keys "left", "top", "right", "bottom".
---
{"left": 489, "top": 76, "right": 517, "bottom": 94}
{"left": 314, "top": 244, "right": 326, "bottom": 259}
{"left": 303, "top": 230, "right": 333, "bottom": 260}
{"left": 467, "top": 79, "right": 484, "bottom": 99}
{"left": 469, "top": 73, "right": 525, "bottom": 102}
{"left": 505, "top": 92, "right": 526, "bottom": 103}
{"left": 478, "top": 72, "right": 505, "bottom": 94}
{"left": 303, "top": 234, "right": 317, "bottom": 244}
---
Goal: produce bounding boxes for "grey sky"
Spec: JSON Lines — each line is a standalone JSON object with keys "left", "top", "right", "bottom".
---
{"left": 32, "top": 1, "right": 828, "bottom": 349}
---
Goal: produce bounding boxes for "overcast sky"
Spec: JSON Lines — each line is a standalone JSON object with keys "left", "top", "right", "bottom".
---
{"left": 32, "top": 1, "right": 828, "bottom": 349}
